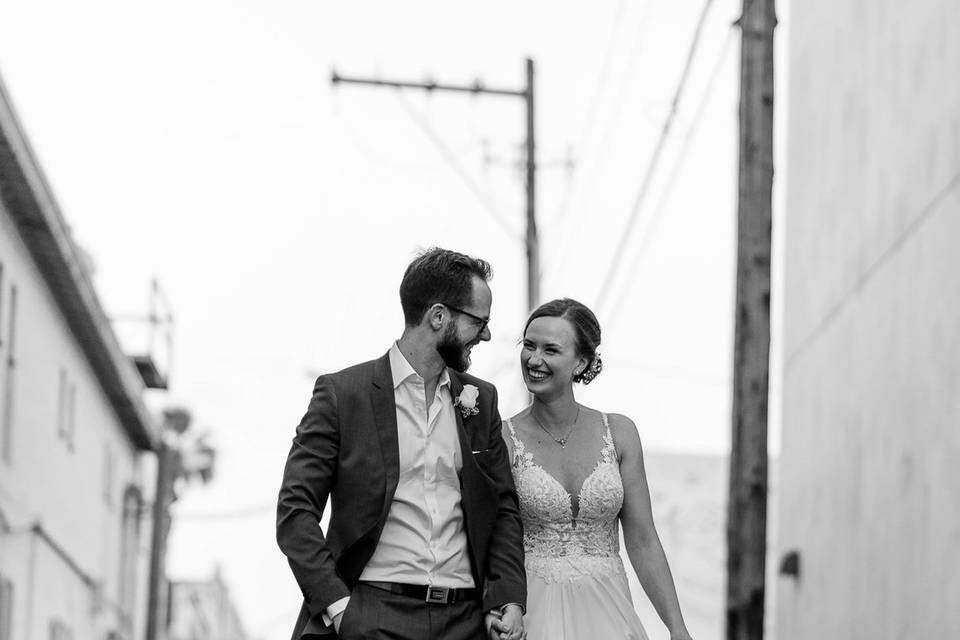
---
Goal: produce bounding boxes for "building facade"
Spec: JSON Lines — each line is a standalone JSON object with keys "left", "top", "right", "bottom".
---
{"left": 777, "top": 1, "right": 960, "bottom": 637}
{"left": 166, "top": 568, "right": 248, "bottom": 640}
{"left": 0, "top": 75, "right": 158, "bottom": 640}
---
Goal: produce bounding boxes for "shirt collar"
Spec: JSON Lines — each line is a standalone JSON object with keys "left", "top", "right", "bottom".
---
{"left": 389, "top": 342, "right": 451, "bottom": 391}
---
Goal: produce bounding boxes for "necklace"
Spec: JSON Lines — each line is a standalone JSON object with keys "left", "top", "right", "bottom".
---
{"left": 531, "top": 405, "right": 581, "bottom": 448}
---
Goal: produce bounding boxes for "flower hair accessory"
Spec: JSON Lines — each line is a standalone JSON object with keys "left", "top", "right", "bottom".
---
{"left": 455, "top": 384, "right": 480, "bottom": 417}
{"left": 579, "top": 354, "right": 603, "bottom": 385}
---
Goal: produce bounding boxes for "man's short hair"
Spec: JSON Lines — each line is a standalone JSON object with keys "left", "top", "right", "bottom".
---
{"left": 399, "top": 248, "right": 492, "bottom": 326}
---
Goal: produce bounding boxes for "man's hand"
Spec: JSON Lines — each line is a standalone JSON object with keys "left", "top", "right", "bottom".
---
{"left": 486, "top": 604, "right": 525, "bottom": 640}
{"left": 332, "top": 611, "right": 344, "bottom": 635}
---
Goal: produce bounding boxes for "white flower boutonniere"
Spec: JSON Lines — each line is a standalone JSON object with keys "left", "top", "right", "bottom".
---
{"left": 455, "top": 384, "right": 480, "bottom": 418}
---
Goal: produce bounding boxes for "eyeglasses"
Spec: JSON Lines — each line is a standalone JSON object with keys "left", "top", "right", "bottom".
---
{"left": 442, "top": 303, "right": 490, "bottom": 335}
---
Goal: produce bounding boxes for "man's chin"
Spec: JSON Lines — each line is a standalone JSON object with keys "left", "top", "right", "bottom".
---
{"left": 439, "top": 346, "right": 471, "bottom": 372}
{"left": 448, "top": 356, "right": 470, "bottom": 373}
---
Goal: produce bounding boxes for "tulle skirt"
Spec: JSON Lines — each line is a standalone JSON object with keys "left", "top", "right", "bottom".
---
{"left": 523, "top": 557, "right": 649, "bottom": 640}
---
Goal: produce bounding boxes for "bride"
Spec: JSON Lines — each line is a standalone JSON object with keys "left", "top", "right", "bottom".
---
{"left": 500, "top": 298, "right": 693, "bottom": 640}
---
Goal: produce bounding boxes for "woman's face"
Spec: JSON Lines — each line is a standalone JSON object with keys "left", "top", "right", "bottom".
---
{"left": 521, "top": 316, "right": 588, "bottom": 396}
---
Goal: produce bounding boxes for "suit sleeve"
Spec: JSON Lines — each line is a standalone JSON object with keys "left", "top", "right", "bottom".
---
{"left": 481, "top": 384, "right": 527, "bottom": 612}
{"left": 276, "top": 376, "right": 350, "bottom": 617}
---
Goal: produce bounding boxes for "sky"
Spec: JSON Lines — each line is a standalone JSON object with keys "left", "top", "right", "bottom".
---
{"left": 0, "top": 1, "right": 788, "bottom": 637}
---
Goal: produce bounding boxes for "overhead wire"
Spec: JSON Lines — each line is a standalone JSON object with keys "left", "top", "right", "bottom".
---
{"left": 174, "top": 503, "right": 276, "bottom": 522}
{"left": 552, "top": 0, "right": 630, "bottom": 228}
{"left": 547, "top": 2, "right": 658, "bottom": 290}
{"left": 332, "top": 92, "right": 479, "bottom": 175}
{"left": 394, "top": 90, "right": 520, "bottom": 241}
{"left": 592, "top": 0, "right": 719, "bottom": 316}
{"left": 603, "top": 26, "right": 738, "bottom": 331}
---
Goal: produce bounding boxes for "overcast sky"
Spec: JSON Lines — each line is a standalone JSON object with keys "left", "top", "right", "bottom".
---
{"left": 0, "top": 1, "right": 788, "bottom": 637}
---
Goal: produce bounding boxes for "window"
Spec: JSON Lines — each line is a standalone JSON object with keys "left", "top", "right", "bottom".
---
{"left": 0, "top": 262, "right": 5, "bottom": 347}
{"left": 66, "top": 383, "right": 75, "bottom": 451}
{"left": 0, "top": 574, "right": 13, "bottom": 640}
{"left": 102, "top": 445, "right": 114, "bottom": 505}
{"left": 55, "top": 370, "right": 75, "bottom": 451}
{"left": 1, "top": 285, "right": 16, "bottom": 463}
{"left": 48, "top": 619, "right": 72, "bottom": 640}
{"left": 57, "top": 368, "right": 67, "bottom": 440}
{"left": 118, "top": 486, "right": 143, "bottom": 620}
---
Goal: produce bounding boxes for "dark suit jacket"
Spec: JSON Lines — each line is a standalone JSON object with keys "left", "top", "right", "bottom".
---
{"left": 276, "top": 352, "right": 526, "bottom": 639}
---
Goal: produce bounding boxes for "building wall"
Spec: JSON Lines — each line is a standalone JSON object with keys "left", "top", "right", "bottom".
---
{"left": 0, "top": 183, "right": 148, "bottom": 638}
{"left": 167, "top": 571, "right": 248, "bottom": 640}
{"left": 777, "top": 0, "right": 960, "bottom": 637}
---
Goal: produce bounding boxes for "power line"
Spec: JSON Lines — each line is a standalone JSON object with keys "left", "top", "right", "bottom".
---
{"left": 593, "top": 0, "right": 719, "bottom": 315}
{"left": 175, "top": 503, "right": 275, "bottom": 522}
{"left": 394, "top": 91, "right": 520, "bottom": 240}
{"left": 552, "top": 0, "right": 629, "bottom": 227}
{"left": 614, "top": 357, "right": 731, "bottom": 386}
{"left": 547, "top": 0, "right": 657, "bottom": 287}
{"left": 333, "top": 93, "right": 479, "bottom": 175}
{"left": 604, "top": 28, "right": 738, "bottom": 330}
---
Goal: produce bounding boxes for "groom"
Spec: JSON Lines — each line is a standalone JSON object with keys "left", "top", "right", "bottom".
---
{"left": 277, "top": 248, "right": 526, "bottom": 640}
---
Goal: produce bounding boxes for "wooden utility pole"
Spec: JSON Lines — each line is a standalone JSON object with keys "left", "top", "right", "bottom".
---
{"left": 726, "top": 0, "right": 776, "bottom": 639}
{"left": 145, "top": 408, "right": 215, "bottom": 640}
{"left": 523, "top": 59, "right": 539, "bottom": 310}
{"left": 332, "top": 59, "right": 539, "bottom": 311}
{"left": 145, "top": 431, "right": 176, "bottom": 640}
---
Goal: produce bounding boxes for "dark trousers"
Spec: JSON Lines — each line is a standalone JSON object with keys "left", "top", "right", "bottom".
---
{"left": 337, "top": 582, "right": 486, "bottom": 640}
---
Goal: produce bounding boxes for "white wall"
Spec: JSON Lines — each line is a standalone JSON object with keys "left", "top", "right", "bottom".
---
{"left": 776, "top": 0, "right": 960, "bottom": 637}
{"left": 0, "top": 199, "right": 149, "bottom": 639}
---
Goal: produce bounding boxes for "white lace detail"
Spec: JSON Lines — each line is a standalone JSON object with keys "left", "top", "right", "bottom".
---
{"left": 507, "top": 415, "right": 624, "bottom": 584}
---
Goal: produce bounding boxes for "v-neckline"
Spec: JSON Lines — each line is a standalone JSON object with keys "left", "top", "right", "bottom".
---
{"left": 527, "top": 454, "right": 608, "bottom": 521}
{"left": 509, "top": 417, "right": 615, "bottom": 520}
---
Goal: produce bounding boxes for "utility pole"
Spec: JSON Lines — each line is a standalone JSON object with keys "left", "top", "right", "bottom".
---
{"left": 331, "top": 59, "right": 539, "bottom": 310}
{"left": 145, "top": 411, "right": 185, "bottom": 640}
{"left": 726, "top": 0, "right": 776, "bottom": 639}
{"left": 145, "top": 408, "right": 216, "bottom": 640}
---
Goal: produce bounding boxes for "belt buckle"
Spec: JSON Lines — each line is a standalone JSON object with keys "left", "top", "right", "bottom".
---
{"left": 425, "top": 586, "right": 452, "bottom": 604}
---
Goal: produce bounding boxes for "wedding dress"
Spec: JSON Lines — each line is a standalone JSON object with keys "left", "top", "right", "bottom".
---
{"left": 507, "top": 414, "right": 648, "bottom": 640}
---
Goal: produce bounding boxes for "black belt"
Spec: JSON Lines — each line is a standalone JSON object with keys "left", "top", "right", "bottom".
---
{"left": 362, "top": 581, "right": 479, "bottom": 604}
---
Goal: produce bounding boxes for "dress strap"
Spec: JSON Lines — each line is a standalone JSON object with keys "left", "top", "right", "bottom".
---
{"left": 505, "top": 419, "right": 526, "bottom": 458}
{"left": 600, "top": 413, "right": 617, "bottom": 464}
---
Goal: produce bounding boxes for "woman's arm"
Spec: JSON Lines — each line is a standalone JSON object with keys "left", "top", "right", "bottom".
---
{"left": 610, "top": 413, "right": 693, "bottom": 640}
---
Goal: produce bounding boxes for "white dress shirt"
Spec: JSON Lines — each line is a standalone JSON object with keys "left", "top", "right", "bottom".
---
{"left": 326, "top": 343, "right": 473, "bottom": 622}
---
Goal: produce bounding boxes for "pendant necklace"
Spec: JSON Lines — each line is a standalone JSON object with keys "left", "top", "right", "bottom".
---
{"left": 531, "top": 405, "right": 581, "bottom": 449}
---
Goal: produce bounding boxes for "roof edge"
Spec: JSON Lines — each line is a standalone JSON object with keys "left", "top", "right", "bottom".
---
{"left": 0, "top": 74, "right": 158, "bottom": 451}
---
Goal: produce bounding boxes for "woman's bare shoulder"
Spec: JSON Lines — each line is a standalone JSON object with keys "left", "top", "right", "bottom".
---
{"left": 603, "top": 412, "right": 643, "bottom": 458}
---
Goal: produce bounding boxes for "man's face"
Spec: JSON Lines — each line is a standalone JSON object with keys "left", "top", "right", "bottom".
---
{"left": 437, "top": 277, "right": 492, "bottom": 372}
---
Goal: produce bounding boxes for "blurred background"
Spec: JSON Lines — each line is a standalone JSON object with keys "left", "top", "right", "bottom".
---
{"left": 0, "top": 1, "right": 957, "bottom": 639}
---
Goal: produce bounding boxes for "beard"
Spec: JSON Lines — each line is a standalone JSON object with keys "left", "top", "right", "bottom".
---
{"left": 437, "top": 324, "right": 473, "bottom": 372}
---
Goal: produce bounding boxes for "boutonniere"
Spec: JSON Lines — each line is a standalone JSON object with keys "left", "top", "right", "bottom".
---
{"left": 455, "top": 384, "right": 480, "bottom": 418}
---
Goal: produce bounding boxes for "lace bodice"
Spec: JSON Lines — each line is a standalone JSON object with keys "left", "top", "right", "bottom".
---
{"left": 507, "top": 415, "right": 625, "bottom": 583}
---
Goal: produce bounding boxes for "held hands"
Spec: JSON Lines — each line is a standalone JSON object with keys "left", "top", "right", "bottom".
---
{"left": 485, "top": 604, "right": 525, "bottom": 640}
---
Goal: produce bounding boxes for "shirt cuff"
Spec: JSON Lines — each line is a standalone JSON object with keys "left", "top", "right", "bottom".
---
{"left": 322, "top": 596, "right": 350, "bottom": 626}
{"left": 496, "top": 602, "right": 525, "bottom": 615}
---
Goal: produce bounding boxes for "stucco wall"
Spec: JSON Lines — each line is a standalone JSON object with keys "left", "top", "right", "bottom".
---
{"left": 776, "top": 0, "right": 960, "bottom": 637}
{"left": 0, "top": 198, "right": 148, "bottom": 639}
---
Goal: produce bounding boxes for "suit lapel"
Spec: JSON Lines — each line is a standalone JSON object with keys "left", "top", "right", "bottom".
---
{"left": 448, "top": 372, "right": 475, "bottom": 471}
{"left": 449, "top": 371, "right": 489, "bottom": 581}
{"left": 371, "top": 353, "right": 400, "bottom": 523}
